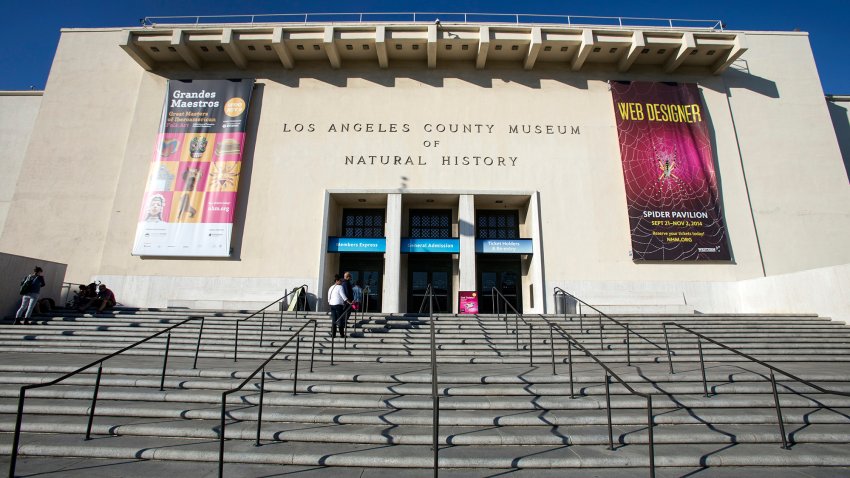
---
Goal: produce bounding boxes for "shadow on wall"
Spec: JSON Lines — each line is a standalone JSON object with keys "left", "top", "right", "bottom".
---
{"left": 0, "top": 253, "right": 67, "bottom": 318}
{"left": 827, "top": 101, "right": 850, "bottom": 182}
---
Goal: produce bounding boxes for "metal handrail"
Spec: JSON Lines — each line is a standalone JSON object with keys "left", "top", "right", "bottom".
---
{"left": 415, "top": 285, "right": 440, "bottom": 477}
{"left": 142, "top": 13, "right": 724, "bottom": 31}
{"left": 218, "top": 319, "right": 317, "bottom": 477}
{"left": 549, "top": 323, "right": 655, "bottom": 478}
{"left": 8, "top": 315, "right": 206, "bottom": 477}
{"left": 553, "top": 288, "right": 665, "bottom": 357}
{"left": 662, "top": 322, "right": 850, "bottom": 449}
{"left": 233, "top": 285, "right": 308, "bottom": 361}
{"left": 491, "top": 287, "right": 534, "bottom": 365}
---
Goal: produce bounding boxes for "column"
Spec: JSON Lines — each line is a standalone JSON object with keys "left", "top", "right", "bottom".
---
{"left": 382, "top": 193, "right": 402, "bottom": 313}
{"left": 528, "top": 192, "right": 545, "bottom": 313}
{"left": 458, "top": 194, "right": 476, "bottom": 293}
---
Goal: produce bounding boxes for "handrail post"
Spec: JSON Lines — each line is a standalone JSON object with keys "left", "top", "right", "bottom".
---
{"left": 330, "top": 331, "right": 336, "bottom": 366}
{"left": 428, "top": 285, "right": 440, "bottom": 477}
{"left": 310, "top": 321, "right": 317, "bottom": 373}
{"left": 260, "top": 311, "right": 265, "bottom": 347}
{"left": 219, "top": 392, "right": 227, "bottom": 478}
{"left": 647, "top": 395, "right": 656, "bottom": 478}
{"left": 515, "top": 312, "right": 520, "bottom": 350}
{"left": 9, "top": 387, "right": 27, "bottom": 477}
{"left": 578, "top": 302, "right": 584, "bottom": 331}
{"left": 550, "top": 325, "right": 556, "bottom": 375}
{"left": 193, "top": 317, "right": 205, "bottom": 369}
{"left": 85, "top": 363, "right": 103, "bottom": 440}
{"left": 528, "top": 324, "right": 534, "bottom": 366}
{"left": 662, "top": 323, "right": 674, "bottom": 374}
{"left": 160, "top": 332, "right": 171, "bottom": 391}
{"left": 770, "top": 371, "right": 789, "bottom": 449}
{"left": 293, "top": 336, "right": 301, "bottom": 395}
{"left": 626, "top": 325, "right": 631, "bottom": 366}
{"left": 234, "top": 321, "right": 240, "bottom": 362}
{"left": 567, "top": 341, "right": 575, "bottom": 398}
{"left": 256, "top": 367, "right": 265, "bottom": 446}
{"left": 604, "top": 373, "right": 614, "bottom": 450}
{"left": 698, "top": 338, "right": 709, "bottom": 397}
{"left": 599, "top": 316, "right": 604, "bottom": 350}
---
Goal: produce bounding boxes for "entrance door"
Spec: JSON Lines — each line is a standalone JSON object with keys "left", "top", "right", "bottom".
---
{"left": 408, "top": 255, "right": 452, "bottom": 313}
{"left": 339, "top": 254, "right": 383, "bottom": 312}
{"left": 477, "top": 256, "right": 522, "bottom": 314}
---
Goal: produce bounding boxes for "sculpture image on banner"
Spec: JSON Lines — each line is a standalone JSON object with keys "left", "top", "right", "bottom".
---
{"left": 132, "top": 79, "right": 254, "bottom": 257}
{"left": 611, "top": 81, "right": 731, "bottom": 261}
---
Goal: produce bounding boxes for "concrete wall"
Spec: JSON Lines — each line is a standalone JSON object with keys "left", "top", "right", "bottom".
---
{"left": 0, "top": 253, "right": 67, "bottom": 319}
{"left": 1, "top": 26, "right": 849, "bottom": 317}
{"left": 0, "top": 92, "right": 42, "bottom": 238}
{"left": 553, "top": 263, "right": 850, "bottom": 324}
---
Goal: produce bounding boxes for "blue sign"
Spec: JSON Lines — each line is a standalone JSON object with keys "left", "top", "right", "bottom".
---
{"left": 476, "top": 239, "right": 533, "bottom": 254}
{"left": 401, "top": 238, "right": 460, "bottom": 253}
{"left": 328, "top": 237, "right": 386, "bottom": 253}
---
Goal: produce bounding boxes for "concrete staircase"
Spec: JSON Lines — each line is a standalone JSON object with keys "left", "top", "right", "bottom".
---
{"left": 2, "top": 308, "right": 850, "bottom": 476}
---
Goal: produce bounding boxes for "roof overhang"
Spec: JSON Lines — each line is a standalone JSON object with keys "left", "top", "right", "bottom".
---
{"left": 120, "top": 23, "right": 748, "bottom": 75}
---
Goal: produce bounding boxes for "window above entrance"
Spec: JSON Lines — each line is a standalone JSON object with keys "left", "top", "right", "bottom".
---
{"left": 343, "top": 209, "right": 384, "bottom": 238}
{"left": 477, "top": 211, "right": 519, "bottom": 239}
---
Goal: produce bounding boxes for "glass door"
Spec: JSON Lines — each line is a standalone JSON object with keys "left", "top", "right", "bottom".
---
{"left": 408, "top": 255, "right": 451, "bottom": 313}
{"left": 340, "top": 254, "right": 383, "bottom": 312}
{"left": 477, "top": 256, "right": 522, "bottom": 314}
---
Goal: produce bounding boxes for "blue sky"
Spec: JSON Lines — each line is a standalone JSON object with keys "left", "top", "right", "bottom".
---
{"left": 1, "top": 0, "right": 847, "bottom": 93}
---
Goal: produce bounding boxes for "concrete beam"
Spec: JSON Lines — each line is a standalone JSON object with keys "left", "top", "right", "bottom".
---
{"left": 427, "top": 25, "right": 437, "bottom": 68}
{"left": 664, "top": 32, "right": 697, "bottom": 73}
{"left": 523, "top": 27, "right": 542, "bottom": 70}
{"left": 713, "top": 33, "right": 749, "bottom": 74}
{"left": 571, "top": 29, "right": 594, "bottom": 71}
{"left": 171, "top": 30, "right": 202, "bottom": 70}
{"left": 221, "top": 28, "right": 248, "bottom": 69}
{"left": 476, "top": 26, "right": 490, "bottom": 69}
{"left": 376, "top": 26, "right": 388, "bottom": 69}
{"left": 323, "top": 26, "right": 341, "bottom": 69}
{"left": 119, "top": 31, "right": 155, "bottom": 71}
{"left": 271, "top": 27, "right": 294, "bottom": 69}
{"left": 618, "top": 31, "right": 645, "bottom": 72}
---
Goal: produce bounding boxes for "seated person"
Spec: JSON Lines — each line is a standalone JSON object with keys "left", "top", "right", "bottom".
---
{"left": 70, "top": 285, "right": 89, "bottom": 309}
{"left": 78, "top": 284, "right": 117, "bottom": 314}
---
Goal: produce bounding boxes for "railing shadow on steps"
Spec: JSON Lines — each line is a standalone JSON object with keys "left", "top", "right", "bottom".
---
{"left": 417, "top": 284, "right": 440, "bottom": 478}
{"left": 553, "top": 287, "right": 667, "bottom": 364}
{"left": 233, "top": 285, "right": 308, "bottom": 362}
{"left": 549, "top": 323, "right": 657, "bottom": 478}
{"left": 8, "top": 315, "right": 207, "bottom": 478}
{"left": 663, "top": 321, "right": 850, "bottom": 450}
{"left": 218, "top": 318, "right": 317, "bottom": 478}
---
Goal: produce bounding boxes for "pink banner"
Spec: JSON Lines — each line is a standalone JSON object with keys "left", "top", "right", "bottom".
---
{"left": 611, "top": 81, "right": 730, "bottom": 261}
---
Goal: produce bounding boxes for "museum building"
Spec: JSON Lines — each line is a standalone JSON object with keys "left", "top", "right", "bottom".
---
{"left": 1, "top": 14, "right": 848, "bottom": 320}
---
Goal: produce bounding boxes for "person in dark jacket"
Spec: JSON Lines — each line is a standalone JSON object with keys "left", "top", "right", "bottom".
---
{"left": 15, "top": 266, "right": 46, "bottom": 325}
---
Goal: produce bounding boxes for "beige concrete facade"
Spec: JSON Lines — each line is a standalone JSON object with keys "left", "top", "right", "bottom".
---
{"left": 0, "top": 92, "right": 42, "bottom": 238}
{"left": 0, "top": 23, "right": 848, "bottom": 318}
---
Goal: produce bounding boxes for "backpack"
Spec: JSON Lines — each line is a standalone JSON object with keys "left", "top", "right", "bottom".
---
{"left": 19, "top": 275, "right": 35, "bottom": 295}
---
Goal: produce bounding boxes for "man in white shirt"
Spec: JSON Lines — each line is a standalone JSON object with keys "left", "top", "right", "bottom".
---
{"left": 327, "top": 274, "right": 351, "bottom": 338}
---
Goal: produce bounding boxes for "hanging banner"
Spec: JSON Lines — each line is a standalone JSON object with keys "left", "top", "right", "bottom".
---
{"left": 611, "top": 81, "right": 730, "bottom": 261}
{"left": 132, "top": 79, "right": 254, "bottom": 257}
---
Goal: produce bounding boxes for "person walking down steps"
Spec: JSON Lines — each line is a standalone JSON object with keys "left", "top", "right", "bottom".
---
{"left": 15, "top": 266, "right": 46, "bottom": 325}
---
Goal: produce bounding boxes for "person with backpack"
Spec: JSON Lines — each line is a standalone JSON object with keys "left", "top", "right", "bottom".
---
{"left": 15, "top": 267, "right": 46, "bottom": 325}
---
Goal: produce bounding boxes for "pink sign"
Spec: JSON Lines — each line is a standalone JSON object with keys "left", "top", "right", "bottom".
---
{"left": 459, "top": 291, "right": 479, "bottom": 315}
